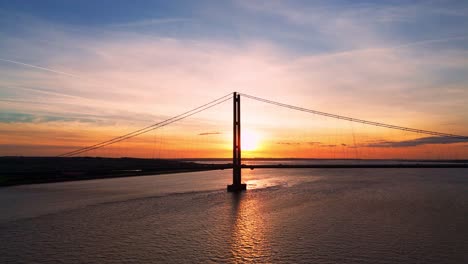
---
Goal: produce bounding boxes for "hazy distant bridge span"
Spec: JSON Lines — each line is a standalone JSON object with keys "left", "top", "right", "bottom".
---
{"left": 58, "top": 92, "right": 468, "bottom": 191}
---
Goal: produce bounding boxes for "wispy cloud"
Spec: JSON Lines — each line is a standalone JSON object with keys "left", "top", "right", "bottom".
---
{"left": 277, "top": 142, "right": 347, "bottom": 148}
{"left": 366, "top": 137, "right": 468, "bottom": 148}
{"left": 392, "top": 35, "right": 468, "bottom": 49}
{"left": 237, "top": 0, "right": 468, "bottom": 51}
{"left": 0, "top": 112, "right": 103, "bottom": 124}
{"left": 199, "top": 132, "right": 222, "bottom": 136}
{"left": 277, "top": 141, "right": 301, "bottom": 145}
{"left": 0, "top": 58, "right": 80, "bottom": 78}
{"left": 109, "top": 18, "right": 190, "bottom": 27}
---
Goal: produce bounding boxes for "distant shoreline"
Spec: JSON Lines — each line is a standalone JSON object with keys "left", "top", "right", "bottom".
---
{"left": 181, "top": 157, "right": 468, "bottom": 163}
{"left": 1, "top": 156, "right": 467, "bottom": 187}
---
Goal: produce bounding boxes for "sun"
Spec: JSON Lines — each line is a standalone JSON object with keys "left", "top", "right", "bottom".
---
{"left": 241, "top": 130, "right": 261, "bottom": 151}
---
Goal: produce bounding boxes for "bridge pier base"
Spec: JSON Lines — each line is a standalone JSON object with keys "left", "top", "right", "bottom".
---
{"left": 227, "top": 183, "right": 247, "bottom": 192}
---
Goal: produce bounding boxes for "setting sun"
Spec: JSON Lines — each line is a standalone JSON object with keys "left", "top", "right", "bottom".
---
{"left": 241, "top": 130, "right": 261, "bottom": 151}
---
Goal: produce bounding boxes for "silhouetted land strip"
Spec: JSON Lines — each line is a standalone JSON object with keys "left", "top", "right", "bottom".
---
{"left": 1, "top": 157, "right": 467, "bottom": 187}
{"left": 182, "top": 158, "right": 468, "bottom": 163}
{"left": 0, "top": 157, "right": 230, "bottom": 187}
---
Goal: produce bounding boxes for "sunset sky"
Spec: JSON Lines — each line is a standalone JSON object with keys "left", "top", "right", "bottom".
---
{"left": 1, "top": 0, "right": 468, "bottom": 158}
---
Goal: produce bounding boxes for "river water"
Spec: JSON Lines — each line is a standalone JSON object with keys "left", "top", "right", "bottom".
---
{"left": 0, "top": 168, "right": 467, "bottom": 263}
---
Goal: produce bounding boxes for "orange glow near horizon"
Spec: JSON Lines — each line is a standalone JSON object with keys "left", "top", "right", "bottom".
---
{"left": 1, "top": 112, "right": 467, "bottom": 159}
{"left": 2, "top": 88, "right": 462, "bottom": 159}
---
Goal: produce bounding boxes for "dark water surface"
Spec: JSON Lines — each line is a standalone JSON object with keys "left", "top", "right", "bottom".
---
{"left": 1, "top": 168, "right": 467, "bottom": 263}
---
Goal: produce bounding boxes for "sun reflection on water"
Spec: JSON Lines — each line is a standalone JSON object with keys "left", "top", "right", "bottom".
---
{"left": 229, "top": 192, "right": 271, "bottom": 262}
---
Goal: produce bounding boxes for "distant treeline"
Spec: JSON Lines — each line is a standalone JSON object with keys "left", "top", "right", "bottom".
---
{"left": 0, "top": 157, "right": 230, "bottom": 187}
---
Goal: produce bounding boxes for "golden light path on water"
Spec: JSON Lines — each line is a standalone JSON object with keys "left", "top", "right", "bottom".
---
{"left": 228, "top": 170, "right": 322, "bottom": 262}
{"left": 230, "top": 193, "right": 271, "bottom": 262}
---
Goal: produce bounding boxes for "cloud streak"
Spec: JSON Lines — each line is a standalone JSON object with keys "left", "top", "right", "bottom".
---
{"left": 366, "top": 137, "right": 468, "bottom": 148}
{"left": 0, "top": 112, "right": 103, "bottom": 124}
{"left": 276, "top": 141, "right": 301, "bottom": 145}
{"left": 110, "top": 18, "right": 190, "bottom": 27}
{"left": 199, "top": 132, "right": 222, "bottom": 136}
{"left": 0, "top": 58, "right": 80, "bottom": 78}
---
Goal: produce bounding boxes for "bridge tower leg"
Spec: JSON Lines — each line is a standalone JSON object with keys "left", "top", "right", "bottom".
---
{"left": 227, "top": 92, "right": 247, "bottom": 192}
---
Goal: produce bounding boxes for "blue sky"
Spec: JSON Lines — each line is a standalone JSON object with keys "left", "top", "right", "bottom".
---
{"left": 2, "top": 0, "right": 467, "bottom": 52}
{"left": 1, "top": 0, "right": 468, "bottom": 156}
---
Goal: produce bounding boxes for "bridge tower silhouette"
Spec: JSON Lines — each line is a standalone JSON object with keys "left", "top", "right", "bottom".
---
{"left": 228, "top": 92, "right": 247, "bottom": 192}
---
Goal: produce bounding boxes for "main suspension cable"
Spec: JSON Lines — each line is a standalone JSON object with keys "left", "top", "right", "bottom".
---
{"left": 240, "top": 93, "right": 468, "bottom": 139}
{"left": 58, "top": 93, "right": 232, "bottom": 157}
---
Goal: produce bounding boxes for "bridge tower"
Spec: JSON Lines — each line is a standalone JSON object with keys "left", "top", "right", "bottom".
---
{"left": 227, "top": 92, "right": 247, "bottom": 192}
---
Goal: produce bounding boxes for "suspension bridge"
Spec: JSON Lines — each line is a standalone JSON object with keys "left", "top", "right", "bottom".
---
{"left": 57, "top": 92, "right": 468, "bottom": 192}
